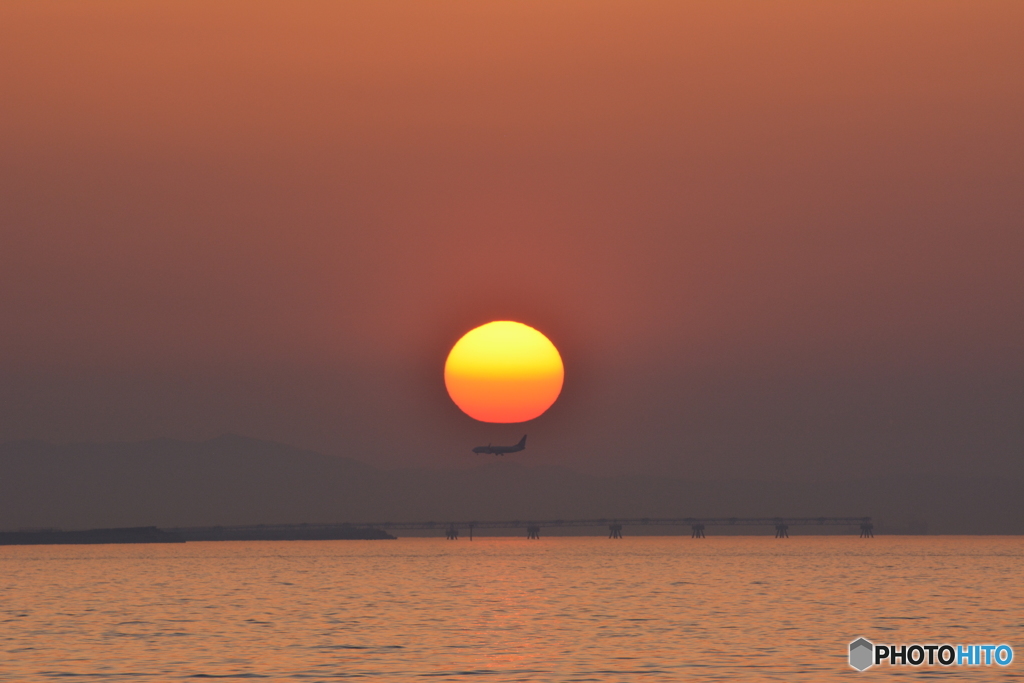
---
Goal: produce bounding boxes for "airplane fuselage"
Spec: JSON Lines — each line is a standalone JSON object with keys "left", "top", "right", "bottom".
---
{"left": 473, "top": 435, "right": 527, "bottom": 456}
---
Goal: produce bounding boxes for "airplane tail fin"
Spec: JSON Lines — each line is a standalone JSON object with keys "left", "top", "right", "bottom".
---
{"left": 518, "top": 435, "right": 527, "bottom": 447}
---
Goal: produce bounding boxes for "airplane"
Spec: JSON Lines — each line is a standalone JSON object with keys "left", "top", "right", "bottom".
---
{"left": 473, "top": 435, "right": 527, "bottom": 456}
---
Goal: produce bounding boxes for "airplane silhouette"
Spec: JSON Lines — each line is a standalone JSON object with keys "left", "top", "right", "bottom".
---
{"left": 473, "top": 435, "right": 527, "bottom": 456}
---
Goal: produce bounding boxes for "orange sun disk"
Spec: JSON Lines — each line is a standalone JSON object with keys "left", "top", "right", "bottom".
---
{"left": 444, "top": 321, "right": 564, "bottom": 423}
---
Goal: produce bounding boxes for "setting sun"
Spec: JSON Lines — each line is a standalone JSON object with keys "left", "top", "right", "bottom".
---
{"left": 444, "top": 321, "right": 564, "bottom": 423}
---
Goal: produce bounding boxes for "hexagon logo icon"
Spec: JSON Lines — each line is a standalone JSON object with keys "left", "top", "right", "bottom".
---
{"left": 849, "top": 638, "right": 874, "bottom": 671}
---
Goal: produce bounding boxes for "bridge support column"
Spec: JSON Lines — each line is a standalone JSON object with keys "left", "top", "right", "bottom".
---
{"left": 691, "top": 523, "right": 705, "bottom": 538}
{"left": 526, "top": 525, "right": 541, "bottom": 539}
{"left": 774, "top": 524, "right": 789, "bottom": 538}
{"left": 608, "top": 524, "right": 623, "bottom": 539}
{"left": 445, "top": 525, "right": 458, "bottom": 540}
{"left": 860, "top": 522, "right": 874, "bottom": 538}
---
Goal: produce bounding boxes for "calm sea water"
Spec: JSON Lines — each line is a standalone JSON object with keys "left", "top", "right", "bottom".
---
{"left": 1, "top": 536, "right": 1021, "bottom": 681}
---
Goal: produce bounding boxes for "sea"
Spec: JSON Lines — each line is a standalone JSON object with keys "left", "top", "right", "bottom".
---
{"left": 1, "top": 536, "right": 1021, "bottom": 681}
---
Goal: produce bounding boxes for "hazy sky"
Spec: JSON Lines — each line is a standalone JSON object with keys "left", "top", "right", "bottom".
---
{"left": 1, "top": 1, "right": 1021, "bottom": 479}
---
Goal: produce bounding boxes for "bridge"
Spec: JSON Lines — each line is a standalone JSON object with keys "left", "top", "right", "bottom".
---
{"left": 172, "top": 517, "right": 873, "bottom": 541}
{"left": 366, "top": 516, "right": 874, "bottom": 539}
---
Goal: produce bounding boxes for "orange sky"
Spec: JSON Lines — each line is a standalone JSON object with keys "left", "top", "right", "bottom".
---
{"left": 0, "top": 1, "right": 1021, "bottom": 478}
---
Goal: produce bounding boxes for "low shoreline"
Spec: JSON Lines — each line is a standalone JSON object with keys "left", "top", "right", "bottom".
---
{"left": 0, "top": 525, "right": 396, "bottom": 544}
{"left": 0, "top": 526, "right": 185, "bottom": 545}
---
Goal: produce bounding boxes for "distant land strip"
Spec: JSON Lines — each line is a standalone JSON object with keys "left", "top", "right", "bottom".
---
{"left": 170, "top": 524, "right": 395, "bottom": 541}
{"left": 0, "top": 527, "right": 185, "bottom": 545}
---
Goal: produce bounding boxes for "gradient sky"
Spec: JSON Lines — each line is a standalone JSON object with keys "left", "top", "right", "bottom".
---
{"left": 1, "top": 1, "right": 1021, "bottom": 480}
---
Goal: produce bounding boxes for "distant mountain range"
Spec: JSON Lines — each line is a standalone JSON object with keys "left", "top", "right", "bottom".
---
{"left": 1, "top": 435, "right": 1020, "bottom": 534}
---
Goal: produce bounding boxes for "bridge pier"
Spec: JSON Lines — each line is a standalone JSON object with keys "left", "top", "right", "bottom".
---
{"left": 608, "top": 523, "right": 623, "bottom": 539}
{"left": 445, "top": 525, "right": 459, "bottom": 540}
{"left": 774, "top": 523, "right": 789, "bottom": 538}
{"left": 691, "top": 523, "right": 705, "bottom": 538}
{"left": 859, "top": 522, "right": 874, "bottom": 538}
{"left": 526, "top": 525, "right": 541, "bottom": 539}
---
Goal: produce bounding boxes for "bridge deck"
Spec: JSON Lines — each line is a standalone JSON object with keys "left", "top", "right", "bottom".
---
{"left": 366, "top": 517, "right": 870, "bottom": 530}
{"left": 172, "top": 516, "right": 871, "bottom": 535}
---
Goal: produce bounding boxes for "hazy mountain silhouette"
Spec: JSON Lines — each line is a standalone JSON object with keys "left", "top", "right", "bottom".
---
{"left": 1, "top": 435, "right": 1020, "bottom": 534}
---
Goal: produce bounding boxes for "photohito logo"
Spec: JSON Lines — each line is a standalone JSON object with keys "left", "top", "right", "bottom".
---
{"left": 849, "top": 638, "right": 1013, "bottom": 671}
